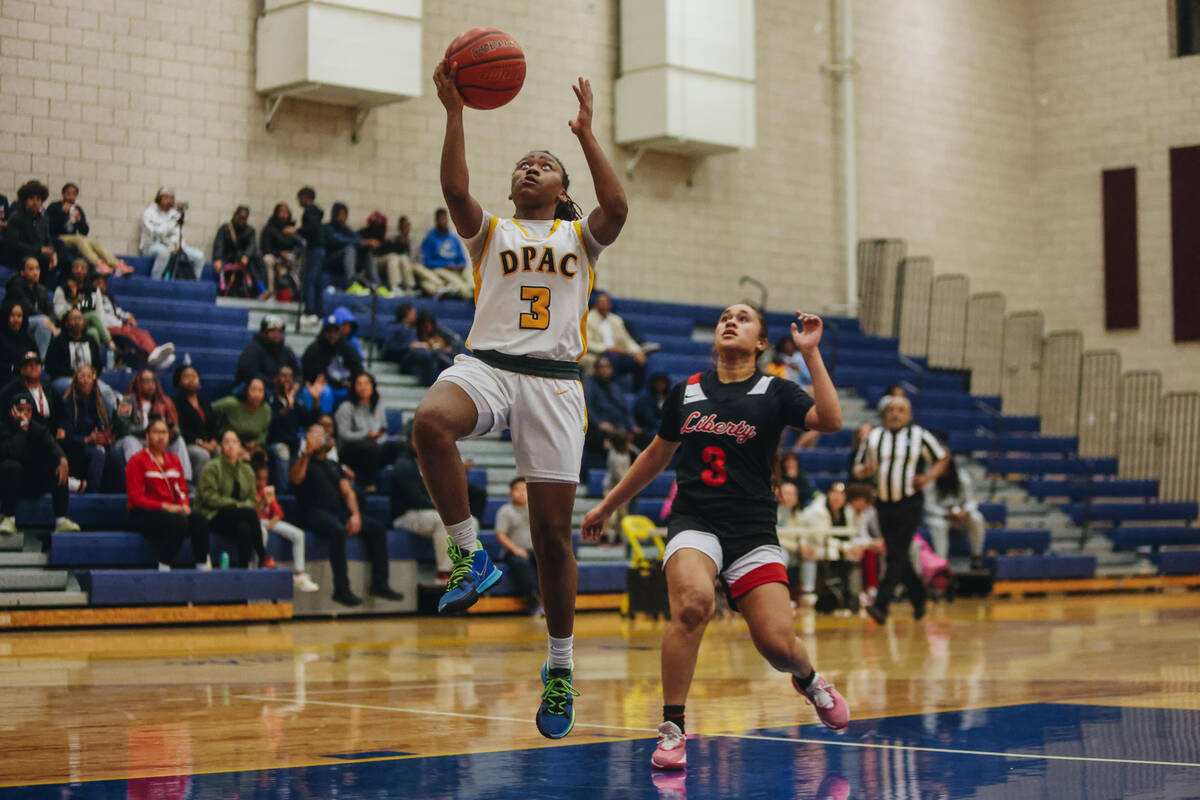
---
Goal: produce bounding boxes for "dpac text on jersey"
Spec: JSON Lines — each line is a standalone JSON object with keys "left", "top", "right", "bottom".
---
{"left": 499, "top": 246, "right": 580, "bottom": 278}
{"left": 681, "top": 412, "right": 758, "bottom": 444}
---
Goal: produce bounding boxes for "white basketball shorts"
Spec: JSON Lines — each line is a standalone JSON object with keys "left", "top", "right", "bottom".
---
{"left": 435, "top": 354, "right": 587, "bottom": 484}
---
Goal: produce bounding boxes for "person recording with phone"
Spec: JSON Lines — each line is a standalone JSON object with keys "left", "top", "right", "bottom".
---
{"left": 140, "top": 188, "right": 205, "bottom": 280}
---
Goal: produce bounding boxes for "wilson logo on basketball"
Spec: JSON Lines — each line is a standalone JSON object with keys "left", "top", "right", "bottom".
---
{"left": 681, "top": 412, "right": 758, "bottom": 444}
{"left": 472, "top": 39, "right": 518, "bottom": 58}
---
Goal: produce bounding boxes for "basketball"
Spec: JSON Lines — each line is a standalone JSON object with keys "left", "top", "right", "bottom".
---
{"left": 444, "top": 27, "right": 526, "bottom": 110}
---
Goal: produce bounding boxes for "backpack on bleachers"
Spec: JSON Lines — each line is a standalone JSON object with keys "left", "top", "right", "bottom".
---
{"left": 162, "top": 249, "right": 196, "bottom": 281}
{"left": 218, "top": 263, "right": 255, "bottom": 297}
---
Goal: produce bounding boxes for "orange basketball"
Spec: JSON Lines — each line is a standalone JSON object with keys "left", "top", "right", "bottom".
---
{"left": 445, "top": 28, "right": 526, "bottom": 110}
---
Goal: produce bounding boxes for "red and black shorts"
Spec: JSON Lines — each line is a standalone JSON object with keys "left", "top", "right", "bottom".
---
{"left": 664, "top": 514, "right": 788, "bottom": 608}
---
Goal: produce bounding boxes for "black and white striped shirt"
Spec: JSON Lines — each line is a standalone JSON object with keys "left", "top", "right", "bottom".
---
{"left": 854, "top": 424, "right": 947, "bottom": 503}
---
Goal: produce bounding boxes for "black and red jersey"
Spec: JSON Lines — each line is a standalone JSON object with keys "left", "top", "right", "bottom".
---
{"left": 657, "top": 370, "right": 814, "bottom": 534}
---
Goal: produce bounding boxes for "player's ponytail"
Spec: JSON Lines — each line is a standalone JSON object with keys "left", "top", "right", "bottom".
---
{"left": 537, "top": 150, "right": 583, "bottom": 220}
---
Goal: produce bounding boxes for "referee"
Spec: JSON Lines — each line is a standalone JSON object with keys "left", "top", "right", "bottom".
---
{"left": 852, "top": 396, "right": 950, "bottom": 623}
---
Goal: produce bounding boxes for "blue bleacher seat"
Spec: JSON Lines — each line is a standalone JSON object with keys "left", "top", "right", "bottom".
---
{"left": 996, "top": 416, "right": 1040, "bottom": 433}
{"left": 119, "top": 255, "right": 155, "bottom": 275}
{"left": 79, "top": 568, "right": 292, "bottom": 606}
{"left": 587, "top": 469, "right": 674, "bottom": 498}
{"left": 1063, "top": 502, "right": 1199, "bottom": 526}
{"left": 1025, "top": 479, "right": 1158, "bottom": 500}
{"left": 70, "top": 495, "right": 131, "bottom": 529}
{"left": 977, "top": 502, "right": 1007, "bottom": 525}
{"left": 818, "top": 429, "right": 853, "bottom": 448}
{"left": 795, "top": 449, "right": 850, "bottom": 473}
{"left": 919, "top": 410, "right": 997, "bottom": 434}
{"left": 577, "top": 563, "right": 627, "bottom": 593}
{"left": 1105, "top": 527, "right": 1200, "bottom": 551}
{"left": 947, "top": 433, "right": 995, "bottom": 452}
{"left": 983, "top": 529, "right": 1051, "bottom": 554}
{"left": 993, "top": 435, "right": 1078, "bottom": 453}
{"left": 483, "top": 496, "right": 506, "bottom": 527}
{"left": 15, "top": 496, "right": 54, "bottom": 527}
{"left": 109, "top": 274, "right": 217, "bottom": 303}
{"left": 985, "top": 554, "right": 1096, "bottom": 580}
{"left": 633, "top": 496, "right": 668, "bottom": 525}
{"left": 1152, "top": 551, "right": 1200, "bottom": 575}
{"left": 386, "top": 409, "right": 405, "bottom": 434}
{"left": 50, "top": 531, "right": 159, "bottom": 566}
{"left": 984, "top": 456, "right": 1118, "bottom": 476}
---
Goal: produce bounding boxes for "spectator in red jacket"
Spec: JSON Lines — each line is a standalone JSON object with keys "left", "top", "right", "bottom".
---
{"left": 125, "top": 417, "right": 211, "bottom": 571}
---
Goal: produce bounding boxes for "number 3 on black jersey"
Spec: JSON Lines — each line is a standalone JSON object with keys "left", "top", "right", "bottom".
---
{"left": 701, "top": 445, "right": 727, "bottom": 487}
{"left": 519, "top": 285, "right": 550, "bottom": 330}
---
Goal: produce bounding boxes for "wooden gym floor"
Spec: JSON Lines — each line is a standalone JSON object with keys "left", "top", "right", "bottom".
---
{"left": 1, "top": 593, "right": 1199, "bottom": 798}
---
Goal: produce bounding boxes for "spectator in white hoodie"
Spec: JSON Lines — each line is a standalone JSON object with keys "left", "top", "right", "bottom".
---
{"left": 139, "top": 188, "right": 204, "bottom": 280}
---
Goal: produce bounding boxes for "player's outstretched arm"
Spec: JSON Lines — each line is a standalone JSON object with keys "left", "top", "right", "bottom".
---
{"left": 569, "top": 77, "right": 627, "bottom": 246}
{"left": 794, "top": 313, "right": 843, "bottom": 434}
{"left": 434, "top": 60, "right": 483, "bottom": 237}
{"left": 580, "top": 436, "right": 678, "bottom": 541}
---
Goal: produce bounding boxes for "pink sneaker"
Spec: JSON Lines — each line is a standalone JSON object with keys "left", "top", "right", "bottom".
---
{"left": 794, "top": 673, "right": 849, "bottom": 731}
{"left": 650, "top": 721, "right": 687, "bottom": 769}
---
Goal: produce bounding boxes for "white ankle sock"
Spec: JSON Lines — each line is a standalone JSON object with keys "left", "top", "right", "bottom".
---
{"left": 547, "top": 635, "right": 573, "bottom": 671}
{"left": 158, "top": 562, "right": 171, "bottom": 572}
{"left": 446, "top": 518, "right": 477, "bottom": 551}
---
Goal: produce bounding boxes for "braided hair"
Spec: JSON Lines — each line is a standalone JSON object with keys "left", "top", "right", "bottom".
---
{"left": 532, "top": 150, "right": 584, "bottom": 221}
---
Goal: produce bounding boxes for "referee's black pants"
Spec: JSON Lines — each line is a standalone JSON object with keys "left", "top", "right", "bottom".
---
{"left": 872, "top": 494, "right": 926, "bottom": 614}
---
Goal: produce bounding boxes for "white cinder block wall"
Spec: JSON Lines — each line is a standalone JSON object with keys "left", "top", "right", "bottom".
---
{"left": 1032, "top": 0, "right": 1200, "bottom": 392}
{"left": 0, "top": 0, "right": 1196, "bottom": 390}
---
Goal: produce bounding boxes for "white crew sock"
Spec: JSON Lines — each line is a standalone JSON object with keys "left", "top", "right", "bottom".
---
{"left": 547, "top": 635, "right": 574, "bottom": 671}
{"left": 446, "top": 517, "right": 477, "bottom": 552}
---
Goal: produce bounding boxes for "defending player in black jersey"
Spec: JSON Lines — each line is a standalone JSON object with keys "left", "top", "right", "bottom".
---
{"left": 581, "top": 303, "right": 846, "bottom": 770}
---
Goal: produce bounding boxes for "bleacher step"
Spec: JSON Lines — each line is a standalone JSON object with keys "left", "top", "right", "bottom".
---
{"left": 0, "top": 552, "right": 49, "bottom": 567}
{"left": 0, "top": 569, "right": 70, "bottom": 592}
{"left": 0, "top": 589, "right": 89, "bottom": 608}
{"left": 576, "top": 546, "right": 629, "bottom": 563}
{"left": 0, "top": 533, "right": 23, "bottom": 552}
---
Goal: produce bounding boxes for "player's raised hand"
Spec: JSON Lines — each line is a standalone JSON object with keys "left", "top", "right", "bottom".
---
{"left": 569, "top": 77, "right": 593, "bottom": 136}
{"left": 791, "top": 312, "right": 823, "bottom": 353}
{"left": 580, "top": 504, "right": 608, "bottom": 543}
{"left": 433, "top": 60, "right": 464, "bottom": 113}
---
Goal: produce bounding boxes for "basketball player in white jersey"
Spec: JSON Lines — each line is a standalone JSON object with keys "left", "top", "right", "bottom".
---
{"left": 410, "top": 61, "right": 627, "bottom": 739}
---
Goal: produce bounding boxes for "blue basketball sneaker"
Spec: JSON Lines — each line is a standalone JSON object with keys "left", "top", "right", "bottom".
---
{"left": 536, "top": 662, "right": 579, "bottom": 739}
{"left": 437, "top": 540, "right": 503, "bottom": 614}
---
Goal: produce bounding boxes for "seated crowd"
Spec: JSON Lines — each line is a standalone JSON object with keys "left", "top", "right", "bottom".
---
{"left": 3, "top": 173, "right": 965, "bottom": 618}
{"left": 0, "top": 297, "right": 422, "bottom": 606}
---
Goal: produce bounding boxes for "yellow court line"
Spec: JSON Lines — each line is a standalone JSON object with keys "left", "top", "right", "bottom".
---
{"left": 712, "top": 732, "right": 1200, "bottom": 769}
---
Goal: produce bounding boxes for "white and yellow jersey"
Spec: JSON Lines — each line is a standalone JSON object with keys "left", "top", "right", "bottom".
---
{"left": 464, "top": 211, "right": 603, "bottom": 363}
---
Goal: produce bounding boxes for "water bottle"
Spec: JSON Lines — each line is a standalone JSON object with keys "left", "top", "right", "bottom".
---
{"left": 219, "top": 551, "right": 230, "bottom": 570}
